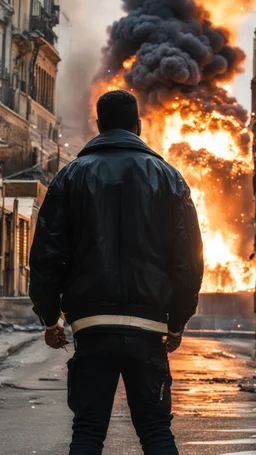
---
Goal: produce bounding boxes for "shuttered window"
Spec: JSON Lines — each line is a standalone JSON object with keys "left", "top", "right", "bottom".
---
{"left": 18, "top": 219, "right": 29, "bottom": 267}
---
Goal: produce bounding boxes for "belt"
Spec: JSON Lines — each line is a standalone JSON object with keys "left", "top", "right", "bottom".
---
{"left": 71, "top": 315, "right": 168, "bottom": 334}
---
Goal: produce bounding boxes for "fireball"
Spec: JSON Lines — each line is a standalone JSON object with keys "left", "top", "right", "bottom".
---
{"left": 91, "top": 0, "right": 256, "bottom": 292}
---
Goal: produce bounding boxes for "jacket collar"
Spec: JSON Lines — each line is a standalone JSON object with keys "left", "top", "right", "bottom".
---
{"left": 78, "top": 129, "right": 163, "bottom": 160}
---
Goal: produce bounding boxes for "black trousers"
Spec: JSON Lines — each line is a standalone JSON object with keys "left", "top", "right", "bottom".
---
{"left": 67, "top": 331, "right": 179, "bottom": 455}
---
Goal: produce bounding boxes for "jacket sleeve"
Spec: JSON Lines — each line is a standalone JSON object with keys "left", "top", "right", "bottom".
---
{"left": 29, "top": 174, "right": 70, "bottom": 327}
{"left": 168, "top": 183, "right": 204, "bottom": 333}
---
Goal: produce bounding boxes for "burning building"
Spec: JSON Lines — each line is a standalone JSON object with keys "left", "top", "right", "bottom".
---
{"left": 91, "top": 0, "right": 255, "bottom": 300}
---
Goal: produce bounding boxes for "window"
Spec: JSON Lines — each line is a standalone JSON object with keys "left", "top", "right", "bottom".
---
{"left": 44, "top": 0, "right": 53, "bottom": 15}
{"left": 18, "top": 219, "right": 28, "bottom": 267}
{"left": 32, "top": 0, "right": 43, "bottom": 16}
{"left": 20, "top": 60, "right": 27, "bottom": 93}
{"left": 33, "top": 64, "right": 55, "bottom": 113}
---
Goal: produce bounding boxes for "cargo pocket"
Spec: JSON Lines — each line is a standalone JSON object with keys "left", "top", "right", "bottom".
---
{"left": 158, "top": 360, "right": 172, "bottom": 409}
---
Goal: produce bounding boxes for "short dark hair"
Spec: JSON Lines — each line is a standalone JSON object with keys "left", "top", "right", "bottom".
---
{"left": 97, "top": 90, "right": 139, "bottom": 132}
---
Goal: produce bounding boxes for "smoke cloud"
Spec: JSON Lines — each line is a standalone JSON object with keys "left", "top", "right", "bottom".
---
{"left": 99, "top": 0, "right": 248, "bottom": 122}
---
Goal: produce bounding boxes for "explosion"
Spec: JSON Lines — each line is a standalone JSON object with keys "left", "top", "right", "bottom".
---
{"left": 91, "top": 0, "right": 255, "bottom": 292}
{"left": 199, "top": 0, "right": 256, "bottom": 33}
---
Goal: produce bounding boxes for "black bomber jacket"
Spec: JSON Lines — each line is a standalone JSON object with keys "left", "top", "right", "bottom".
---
{"left": 29, "top": 129, "right": 204, "bottom": 333}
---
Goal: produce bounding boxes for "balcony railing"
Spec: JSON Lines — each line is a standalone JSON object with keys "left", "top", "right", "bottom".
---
{"left": 31, "top": 0, "right": 58, "bottom": 18}
{"left": 30, "top": 15, "right": 56, "bottom": 45}
{"left": 30, "top": 0, "right": 59, "bottom": 46}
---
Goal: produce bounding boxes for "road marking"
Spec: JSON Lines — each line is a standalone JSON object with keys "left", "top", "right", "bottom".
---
{"left": 204, "top": 430, "right": 256, "bottom": 433}
{"left": 186, "top": 440, "right": 256, "bottom": 445}
{"left": 219, "top": 452, "right": 256, "bottom": 455}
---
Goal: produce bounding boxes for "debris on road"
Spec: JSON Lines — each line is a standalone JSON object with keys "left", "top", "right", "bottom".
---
{"left": 238, "top": 377, "right": 256, "bottom": 393}
{"left": 205, "top": 377, "right": 238, "bottom": 384}
{"left": 0, "top": 333, "right": 42, "bottom": 364}
{"left": 0, "top": 320, "right": 44, "bottom": 333}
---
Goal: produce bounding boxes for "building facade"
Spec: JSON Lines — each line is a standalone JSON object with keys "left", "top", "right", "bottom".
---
{"left": 0, "top": 1, "right": 72, "bottom": 300}
{"left": 0, "top": 180, "right": 47, "bottom": 297}
{"left": 0, "top": 1, "right": 13, "bottom": 107}
{"left": 0, "top": 0, "right": 70, "bottom": 182}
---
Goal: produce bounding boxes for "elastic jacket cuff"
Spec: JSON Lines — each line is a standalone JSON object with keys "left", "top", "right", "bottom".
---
{"left": 168, "top": 330, "right": 183, "bottom": 337}
{"left": 46, "top": 323, "right": 59, "bottom": 330}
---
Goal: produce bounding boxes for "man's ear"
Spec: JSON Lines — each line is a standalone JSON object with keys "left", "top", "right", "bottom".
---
{"left": 137, "top": 119, "right": 142, "bottom": 137}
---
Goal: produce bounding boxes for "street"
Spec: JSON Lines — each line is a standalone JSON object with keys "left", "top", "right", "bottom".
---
{"left": 0, "top": 336, "right": 255, "bottom": 455}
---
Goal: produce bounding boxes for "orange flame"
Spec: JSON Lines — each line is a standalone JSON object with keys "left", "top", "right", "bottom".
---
{"left": 198, "top": 0, "right": 256, "bottom": 29}
{"left": 91, "top": 55, "right": 255, "bottom": 294}
{"left": 122, "top": 55, "right": 137, "bottom": 70}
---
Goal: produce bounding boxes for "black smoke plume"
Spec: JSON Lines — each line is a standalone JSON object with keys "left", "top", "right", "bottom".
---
{"left": 99, "top": 0, "right": 248, "bottom": 123}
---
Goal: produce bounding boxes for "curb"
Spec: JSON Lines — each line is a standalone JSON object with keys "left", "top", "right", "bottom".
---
{"left": 0, "top": 334, "right": 42, "bottom": 363}
{"left": 184, "top": 330, "right": 255, "bottom": 339}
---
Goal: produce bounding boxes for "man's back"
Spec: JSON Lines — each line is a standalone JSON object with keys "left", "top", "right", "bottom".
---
{"left": 62, "top": 130, "right": 186, "bottom": 324}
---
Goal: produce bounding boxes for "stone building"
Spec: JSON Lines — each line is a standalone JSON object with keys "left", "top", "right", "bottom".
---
{"left": 0, "top": 179, "right": 47, "bottom": 298}
{"left": 0, "top": 1, "right": 72, "bottom": 304}
{"left": 0, "top": 1, "right": 13, "bottom": 106}
{"left": 0, "top": 0, "right": 71, "bottom": 182}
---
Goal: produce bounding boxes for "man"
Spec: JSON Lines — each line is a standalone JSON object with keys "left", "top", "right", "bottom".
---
{"left": 30, "top": 90, "right": 203, "bottom": 455}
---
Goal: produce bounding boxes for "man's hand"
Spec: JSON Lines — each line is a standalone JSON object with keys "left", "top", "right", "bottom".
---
{"left": 166, "top": 331, "right": 183, "bottom": 353}
{"left": 45, "top": 324, "right": 67, "bottom": 349}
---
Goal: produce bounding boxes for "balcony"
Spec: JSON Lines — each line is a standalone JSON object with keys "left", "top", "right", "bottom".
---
{"left": 30, "top": 16, "right": 55, "bottom": 45}
{"left": 30, "top": 0, "right": 59, "bottom": 47}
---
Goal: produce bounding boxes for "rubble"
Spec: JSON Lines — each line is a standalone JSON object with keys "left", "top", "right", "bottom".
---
{"left": 0, "top": 332, "right": 42, "bottom": 365}
{"left": 206, "top": 378, "right": 238, "bottom": 384}
{"left": 0, "top": 320, "right": 44, "bottom": 334}
{"left": 238, "top": 377, "right": 256, "bottom": 393}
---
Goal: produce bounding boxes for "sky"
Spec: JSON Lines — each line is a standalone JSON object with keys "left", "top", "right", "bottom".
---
{"left": 234, "top": 12, "right": 256, "bottom": 113}
{"left": 57, "top": 0, "right": 122, "bottom": 149}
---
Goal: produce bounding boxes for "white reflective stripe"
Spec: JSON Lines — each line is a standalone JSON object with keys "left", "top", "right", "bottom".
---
{"left": 71, "top": 315, "right": 168, "bottom": 334}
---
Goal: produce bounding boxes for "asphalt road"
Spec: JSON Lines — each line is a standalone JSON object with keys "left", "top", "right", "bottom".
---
{"left": 0, "top": 336, "right": 255, "bottom": 455}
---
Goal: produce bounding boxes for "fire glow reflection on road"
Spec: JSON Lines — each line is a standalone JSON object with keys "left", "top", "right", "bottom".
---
{"left": 171, "top": 338, "right": 256, "bottom": 418}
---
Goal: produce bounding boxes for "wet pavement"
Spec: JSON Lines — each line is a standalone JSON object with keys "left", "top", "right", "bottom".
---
{"left": 0, "top": 336, "right": 255, "bottom": 454}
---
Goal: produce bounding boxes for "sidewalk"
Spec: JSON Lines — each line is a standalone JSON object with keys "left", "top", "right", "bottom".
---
{"left": 0, "top": 332, "right": 42, "bottom": 363}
